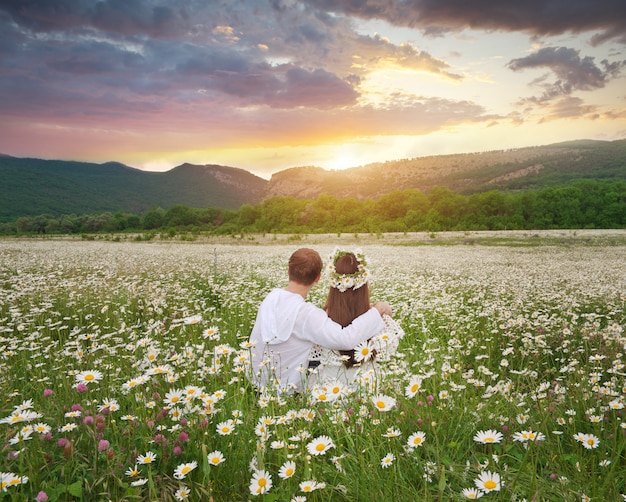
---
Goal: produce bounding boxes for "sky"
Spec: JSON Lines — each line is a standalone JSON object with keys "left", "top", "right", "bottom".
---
{"left": 1, "top": 1, "right": 625, "bottom": 179}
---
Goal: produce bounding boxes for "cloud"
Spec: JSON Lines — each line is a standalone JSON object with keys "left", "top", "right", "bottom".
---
{"left": 508, "top": 46, "right": 626, "bottom": 102}
{"left": 0, "top": 0, "right": 464, "bottom": 119}
{"left": 0, "top": 0, "right": 623, "bottom": 168}
{"left": 534, "top": 96, "right": 599, "bottom": 122}
{"left": 351, "top": 33, "right": 462, "bottom": 80}
{"left": 302, "top": 0, "right": 626, "bottom": 43}
{"left": 0, "top": 0, "right": 189, "bottom": 37}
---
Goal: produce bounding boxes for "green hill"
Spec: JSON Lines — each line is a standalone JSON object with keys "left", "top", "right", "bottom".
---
{"left": 266, "top": 139, "right": 626, "bottom": 199}
{"left": 1, "top": 138, "right": 625, "bottom": 223}
{"left": 0, "top": 158, "right": 267, "bottom": 222}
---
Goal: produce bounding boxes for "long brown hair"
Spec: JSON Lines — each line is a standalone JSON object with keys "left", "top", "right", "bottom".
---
{"left": 324, "top": 253, "right": 372, "bottom": 367}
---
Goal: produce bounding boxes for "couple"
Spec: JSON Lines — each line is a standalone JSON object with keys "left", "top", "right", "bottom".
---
{"left": 249, "top": 247, "right": 404, "bottom": 395}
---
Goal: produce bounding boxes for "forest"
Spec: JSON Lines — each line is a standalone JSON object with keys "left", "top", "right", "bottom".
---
{"left": 2, "top": 179, "right": 624, "bottom": 237}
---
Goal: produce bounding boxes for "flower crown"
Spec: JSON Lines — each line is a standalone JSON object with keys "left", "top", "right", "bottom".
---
{"left": 326, "top": 248, "right": 370, "bottom": 292}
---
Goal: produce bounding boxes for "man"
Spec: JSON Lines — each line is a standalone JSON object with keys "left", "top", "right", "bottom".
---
{"left": 249, "top": 248, "right": 392, "bottom": 394}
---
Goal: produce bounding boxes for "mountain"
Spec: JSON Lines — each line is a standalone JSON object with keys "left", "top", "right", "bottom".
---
{"left": 1, "top": 138, "right": 625, "bottom": 221}
{"left": 0, "top": 157, "right": 267, "bottom": 221}
{"left": 266, "top": 139, "right": 626, "bottom": 198}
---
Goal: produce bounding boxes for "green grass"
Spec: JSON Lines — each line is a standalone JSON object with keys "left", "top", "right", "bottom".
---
{"left": 0, "top": 240, "right": 624, "bottom": 501}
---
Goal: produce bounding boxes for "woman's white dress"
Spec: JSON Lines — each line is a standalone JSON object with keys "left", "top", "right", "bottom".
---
{"left": 308, "top": 315, "right": 405, "bottom": 391}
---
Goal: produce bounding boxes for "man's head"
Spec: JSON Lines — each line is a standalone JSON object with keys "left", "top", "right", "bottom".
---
{"left": 288, "top": 248, "right": 323, "bottom": 286}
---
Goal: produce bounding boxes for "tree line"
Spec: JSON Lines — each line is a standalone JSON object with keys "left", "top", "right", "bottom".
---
{"left": 2, "top": 179, "right": 624, "bottom": 236}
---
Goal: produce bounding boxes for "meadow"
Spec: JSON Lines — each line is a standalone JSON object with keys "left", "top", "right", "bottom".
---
{"left": 0, "top": 232, "right": 624, "bottom": 501}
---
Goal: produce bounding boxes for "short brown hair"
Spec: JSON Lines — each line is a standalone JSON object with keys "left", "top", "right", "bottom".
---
{"left": 288, "top": 248, "right": 323, "bottom": 285}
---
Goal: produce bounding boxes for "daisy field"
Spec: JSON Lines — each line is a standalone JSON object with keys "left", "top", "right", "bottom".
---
{"left": 0, "top": 235, "right": 624, "bottom": 501}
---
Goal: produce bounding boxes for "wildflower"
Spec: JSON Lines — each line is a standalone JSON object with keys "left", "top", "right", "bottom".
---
{"left": 98, "top": 439, "right": 110, "bottom": 452}
{"left": 382, "top": 427, "right": 402, "bottom": 438}
{"left": 173, "top": 461, "right": 197, "bottom": 480}
{"left": 59, "top": 423, "right": 77, "bottom": 433}
{"left": 462, "top": 487, "right": 484, "bottom": 499}
{"left": 35, "top": 491, "right": 49, "bottom": 502}
{"left": 306, "top": 435, "right": 335, "bottom": 456}
{"left": 474, "top": 470, "right": 501, "bottom": 492}
{"left": 577, "top": 433, "right": 600, "bottom": 450}
{"left": 381, "top": 453, "right": 395, "bottom": 468}
{"left": 0, "top": 472, "right": 28, "bottom": 491}
{"left": 371, "top": 394, "right": 396, "bottom": 412}
{"left": 0, "top": 410, "right": 42, "bottom": 424}
{"left": 207, "top": 450, "right": 225, "bottom": 466}
{"left": 137, "top": 451, "right": 157, "bottom": 464}
{"left": 183, "top": 315, "right": 202, "bottom": 325}
{"left": 203, "top": 326, "right": 220, "bottom": 340}
{"left": 33, "top": 423, "right": 51, "bottom": 435}
{"left": 407, "top": 431, "right": 426, "bottom": 449}
{"left": 98, "top": 398, "right": 120, "bottom": 412}
{"left": 516, "top": 430, "right": 545, "bottom": 443}
{"left": 174, "top": 486, "right": 191, "bottom": 500}
{"left": 278, "top": 460, "right": 296, "bottom": 479}
{"left": 249, "top": 469, "right": 272, "bottom": 496}
{"left": 299, "top": 480, "right": 322, "bottom": 492}
{"left": 353, "top": 340, "right": 374, "bottom": 363}
{"left": 216, "top": 419, "right": 235, "bottom": 435}
{"left": 75, "top": 370, "right": 103, "bottom": 385}
{"left": 327, "top": 381, "right": 345, "bottom": 399}
{"left": 164, "top": 389, "right": 184, "bottom": 407}
{"left": 311, "top": 387, "right": 330, "bottom": 402}
{"left": 131, "top": 478, "right": 148, "bottom": 486}
{"left": 473, "top": 429, "right": 504, "bottom": 444}
{"left": 125, "top": 465, "right": 140, "bottom": 477}
{"left": 405, "top": 375, "right": 423, "bottom": 398}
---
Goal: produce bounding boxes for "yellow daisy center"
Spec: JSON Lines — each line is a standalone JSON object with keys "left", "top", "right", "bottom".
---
{"left": 315, "top": 443, "right": 326, "bottom": 452}
{"left": 484, "top": 480, "right": 497, "bottom": 490}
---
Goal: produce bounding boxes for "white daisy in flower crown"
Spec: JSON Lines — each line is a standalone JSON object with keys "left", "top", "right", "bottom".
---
{"left": 326, "top": 248, "right": 370, "bottom": 292}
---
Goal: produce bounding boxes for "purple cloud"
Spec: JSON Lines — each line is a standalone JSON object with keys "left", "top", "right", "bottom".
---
{"left": 508, "top": 46, "right": 626, "bottom": 102}
{"left": 302, "top": 0, "right": 626, "bottom": 43}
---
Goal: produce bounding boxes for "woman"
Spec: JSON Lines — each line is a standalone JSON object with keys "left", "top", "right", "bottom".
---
{"left": 309, "top": 248, "right": 404, "bottom": 390}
